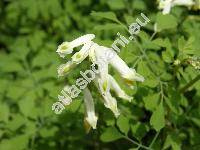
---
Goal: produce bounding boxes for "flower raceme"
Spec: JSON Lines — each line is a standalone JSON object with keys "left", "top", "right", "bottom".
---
{"left": 55, "top": 34, "right": 144, "bottom": 130}
{"left": 158, "top": 0, "right": 195, "bottom": 14}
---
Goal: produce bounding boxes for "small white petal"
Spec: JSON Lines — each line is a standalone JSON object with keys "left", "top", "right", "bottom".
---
{"left": 83, "top": 88, "right": 98, "bottom": 129}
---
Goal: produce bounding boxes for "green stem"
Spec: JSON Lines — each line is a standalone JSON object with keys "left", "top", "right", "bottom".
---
{"left": 179, "top": 75, "right": 200, "bottom": 93}
{"left": 123, "top": 136, "right": 152, "bottom": 150}
{"left": 149, "top": 131, "right": 160, "bottom": 148}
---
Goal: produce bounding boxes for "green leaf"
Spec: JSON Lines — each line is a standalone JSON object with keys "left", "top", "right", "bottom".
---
{"left": 143, "top": 93, "right": 160, "bottom": 112}
{"left": 32, "top": 51, "right": 58, "bottom": 67}
{"left": 156, "top": 13, "right": 177, "bottom": 31}
{"left": 165, "top": 90, "right": 180, "bottom": 115}
{"left": 137, "top": 61, "right": 152, "bottom": 78}
{"left": 7, "top": 85, "right": 27, "bottom": 100}
{"left": 143, "top": 78, "right": 159, "bottom": 88}
{"left": 132, "top": 0, "right": 146, "bottom": 10}
{"left": 117, "top": 115, "right": 130, "bottom": 135}
{"left": 91, "top": 11, "right": 120, "bottom": 23}
{"left": 0, "top": 134, "right": 29, "bottom": 150}
{"left": 7, "top": 114, "right": 25, "bottom": 131}
{"left": 163, "top": 133, "right": 181, "bottom": 150}
{"left": 178, "top": 36, "right": 196, "bottom": 57}
{"left": 0, "top": 54, "right": 24, "bottom": 73}
{"left": 150, "top": 101, "right": 165, "bottom": 131}
{"left": 18, "top": 96, "right": 35, "bottom": 117}
{"left": 0, "top": 103, "right": 9, "bottom": 122}
{"left": 131, "top": 122, "right": 149, "bottom": 140}
{"left": 40, "top": 127, "right": 58, "bottom": 138}
{"left": 162, "top": 50, "right": 173, "bottom": 63}
{"left": 107, "top": 0, "right": 125, "bottom": 10}
{"left": 124, "top": 15, "right": 136, "bottom": 25}
{"left": 94, "top": 23, "right": 124, "bottom": 31}
{"left": 100, "top": 127, "right": 123, "bottom": 142}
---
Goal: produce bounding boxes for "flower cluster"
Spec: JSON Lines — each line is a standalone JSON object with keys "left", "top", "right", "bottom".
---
{"left": 158, "top": 0, "right": 195, "bottom": 14}
{"left": 56, "top": 34, "right": 144, "bottom": 129}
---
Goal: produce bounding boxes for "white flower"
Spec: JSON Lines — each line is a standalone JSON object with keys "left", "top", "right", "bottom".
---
{"left": 158, "top": 0, "right": 194, "bottom": 14}
{"left": 83, "top": 88, "right": 98, "bottom": 129}
{"left": 56, "top": 34, "right": 95, "bottom": 58}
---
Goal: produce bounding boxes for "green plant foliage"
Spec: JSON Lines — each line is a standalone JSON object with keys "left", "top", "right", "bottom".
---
{"left": 0, "top": 0, "right": 200, "bottom": 149}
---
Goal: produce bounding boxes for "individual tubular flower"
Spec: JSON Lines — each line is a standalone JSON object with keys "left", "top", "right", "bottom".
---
{"left": 57, "top": 61, "right": 76, "bottom": 77}
{"left": 103, "top": 92, "right": 120, "bottom": 117}
{"left": 158, "top": 0, "right": 194, "bottom": 14}
{"left": 71, "top": 41, "right": 92, "bottom": 64}
{"left": 108, "top": 75, "right": 132, "bottom": 102}
{"left": 56, "top": 34, "right": 95, "bottom": 58}
{"left": 107, "top": 48, "right": 144, "bottom": 84}
{"left": 93, "top": 75, "right": 120, "bottom": 117}
{"left": 83, "top": 88, "right": 98, "bottom": 129}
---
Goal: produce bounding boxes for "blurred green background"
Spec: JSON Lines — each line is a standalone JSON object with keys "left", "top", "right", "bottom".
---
{"left": 0, "top": 0, "right": 200, "bottom": 149}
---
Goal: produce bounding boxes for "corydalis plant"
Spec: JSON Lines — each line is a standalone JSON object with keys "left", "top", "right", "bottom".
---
{"left": 56, "top": 34, "right": 144, "bottom": 130}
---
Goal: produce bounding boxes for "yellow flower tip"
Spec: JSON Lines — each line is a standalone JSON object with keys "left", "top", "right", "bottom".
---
{"left": 123, "top": 78, "right": 135, "bottom": 85}
{"left": 123, "top": 69, "right": 145, "bottom": 83}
